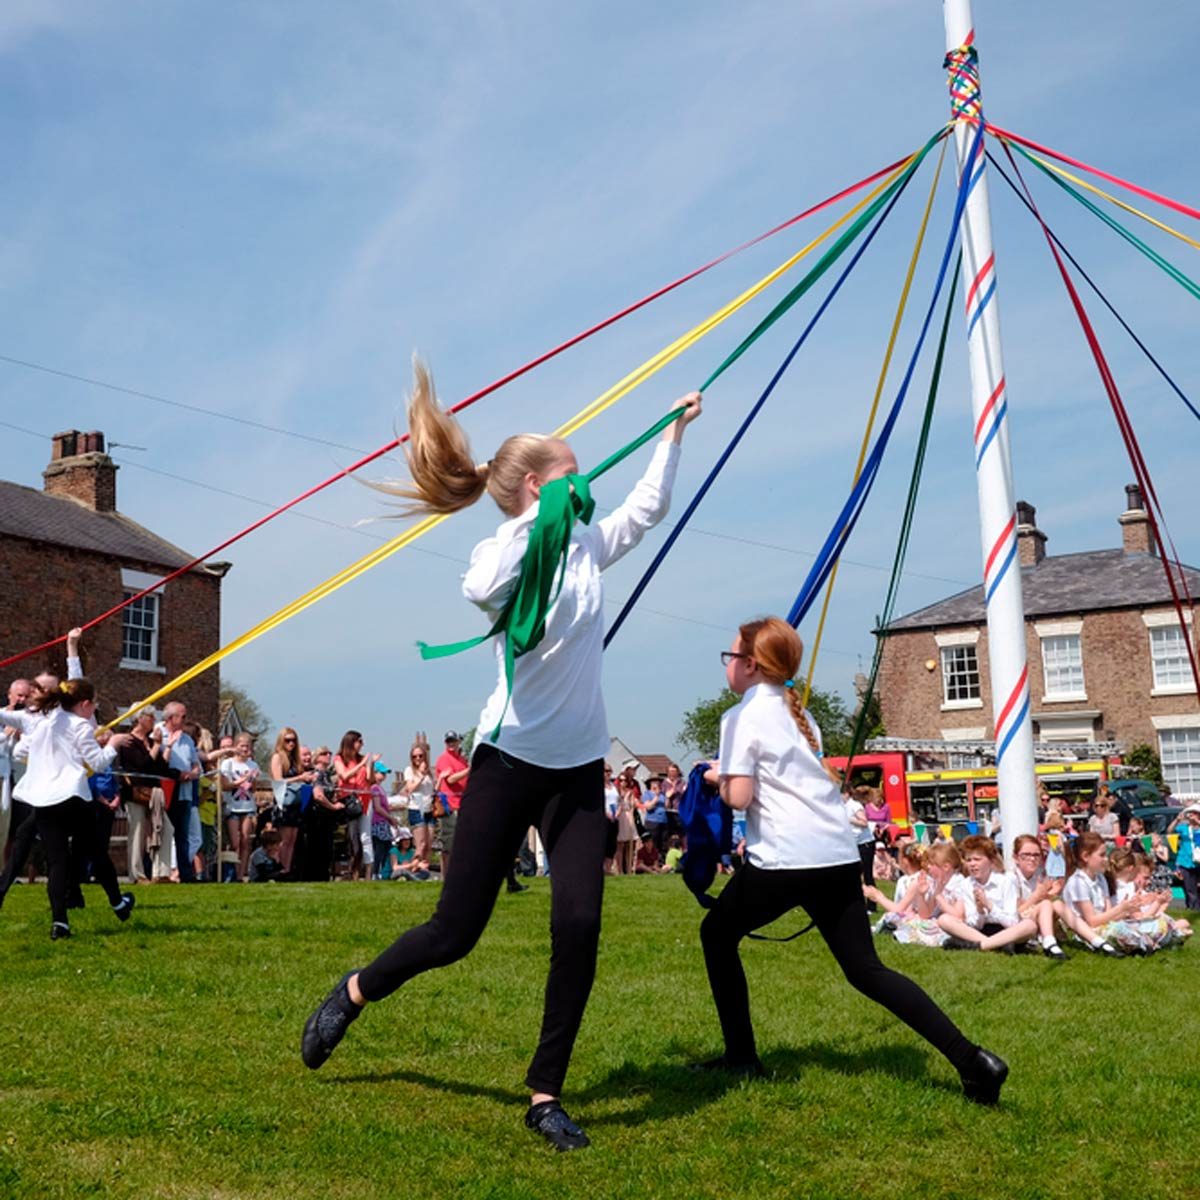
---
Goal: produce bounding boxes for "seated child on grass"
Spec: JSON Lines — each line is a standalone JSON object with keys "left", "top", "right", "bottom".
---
{"left": 1062, "top": 832, "right": 1149, "bottom": 955}
{"left": 388, "top": 829, "right": 432, "bottom": 881}
{"left": 664, "top": 836, "right": 684, "bottom": 873}
{"left": 249, "top": 829, "right": 284, "bottom": 883}
{"left": 1109, "top": 847, "right": 1188, "bottom": 950}
{"left": 936, "top": 835, "right": 1058, "bottom": 956}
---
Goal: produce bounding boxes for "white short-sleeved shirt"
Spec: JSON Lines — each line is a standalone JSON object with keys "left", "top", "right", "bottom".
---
{"left": 960, "top": 870, "right": 1021, "bottom": 928}
{"left": 844, "top": 797, "right": 875, "bottom": 846}
{"left": 894, "top": 872, "right": 915, "bottom": 905}
{"left": 1062, "top": 870, "right": 1111, "bottom": 918}
{"left": 403, "top": 766, "right": 435, "bottom": 815}
{"left": 1008, "top": 865, "right": 1044, "bottom": 904}
{"left": 718, "top": 683, "right": 858, "bottom": 871}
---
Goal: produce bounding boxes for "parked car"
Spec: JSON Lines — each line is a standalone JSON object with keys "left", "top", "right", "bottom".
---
{"left": 1130, "top": 805, "right": 1184, "bottom": 836}
{"left": 1107, "top": 779, "right": 1166, "bottom": 807}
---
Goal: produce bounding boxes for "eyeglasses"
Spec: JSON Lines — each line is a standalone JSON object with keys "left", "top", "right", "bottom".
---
{"left": 720, "top": 651, "right": 752, "bottom": 666}
{"left": 1015, "top": 852, "right": 1042, "bottom": 860}
{"left": 283, "top": 737, "right": 297, "bottom": 744}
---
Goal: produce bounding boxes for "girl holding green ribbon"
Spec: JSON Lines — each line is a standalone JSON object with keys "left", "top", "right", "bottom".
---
{"left": 302, "top": 360, "right": 701, "bottom": 1152}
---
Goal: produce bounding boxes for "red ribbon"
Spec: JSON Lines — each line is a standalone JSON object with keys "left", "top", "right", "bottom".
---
{"left": 0, "top": 153, "right": 914, "bottom": 674}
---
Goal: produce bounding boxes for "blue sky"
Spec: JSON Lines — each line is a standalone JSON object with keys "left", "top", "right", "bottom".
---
{"left": 1, "top": 1, "right": 1197, "bottom": 767}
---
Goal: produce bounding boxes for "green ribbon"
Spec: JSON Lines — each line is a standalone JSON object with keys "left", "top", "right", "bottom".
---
{"left": 846, "top": 254, "right": 961, "bottom": 762}
{"left": 1012, "top": 142, "right": 1200, "bottom": 304}
{"left": 418, "top": 126, "right": 953, "bottom": 741}
{"left": 418, "top": 407, "right": 681, "bottom": 740}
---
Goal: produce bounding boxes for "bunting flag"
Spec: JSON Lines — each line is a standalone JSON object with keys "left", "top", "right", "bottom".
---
{"left": 939, "top": 824, "right": 953, "bottom": 841}
{"left": 1168, "top": 834, "right": 1180, "bottom": 854}
{"left": 1048, "top": 833, "right": 1060, "bottom": 851}
{"left": 1141, "top": 835, "right": 1154, "bottom": 853}
{"left": 913, "top": 822, "right": 927, "bottom": 842}
{"left": 966, "top": 821, "right": 979, "bottom": 835}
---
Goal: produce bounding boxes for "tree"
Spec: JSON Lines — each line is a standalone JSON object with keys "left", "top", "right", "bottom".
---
{"left": 220, "top": 679, "right": 272, "bottom": 771}
{"left": 677, "top": 684, "right": 863, "bottom": 757}
{"left": 1123, "top": 743, "right": 1163, "bottom": 787}
{"left": 677, "top": 688, "right": 740, "bottom": 756}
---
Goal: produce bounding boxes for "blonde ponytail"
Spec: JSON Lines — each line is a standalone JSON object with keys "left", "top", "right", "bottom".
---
{"left": 373, "top": 358, "right": 573, "bottom": 518}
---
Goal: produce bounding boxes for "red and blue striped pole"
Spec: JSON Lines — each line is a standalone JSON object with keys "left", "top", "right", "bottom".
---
{"left": 943, "top": 1, "right": 1037, "bottom": 849}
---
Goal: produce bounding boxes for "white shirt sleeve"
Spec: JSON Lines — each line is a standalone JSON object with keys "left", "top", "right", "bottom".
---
{"left": 461, "top": 509, "right": 538, "bottom": 611}
{"left": 0, "top": 709, "right": 33, "bottom": 734}
{"left": 593, "top": 442, "right": 679, "bottom": 572}
{"left": 718, "top": 704, "right": 759, "bottom": 777}
{"left": 70, "top": 717, "right": 117, "bottom": 774}
{"left": 67, "top": 655, "right": 83, "bottom": 681}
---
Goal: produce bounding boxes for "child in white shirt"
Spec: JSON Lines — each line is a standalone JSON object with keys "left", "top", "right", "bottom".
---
{"left": 936, "top": 835, "right": 1056, "bottom": 956}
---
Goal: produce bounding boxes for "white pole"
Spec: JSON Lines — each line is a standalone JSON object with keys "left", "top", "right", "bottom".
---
{"left": 942, "top": 0, "right": 1037, "bottom": 853}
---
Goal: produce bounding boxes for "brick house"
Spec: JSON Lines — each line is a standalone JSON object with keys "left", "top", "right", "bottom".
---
{"left": 0, "top": 430, "right": 229, "bottom": 730}
{"left": 876, "top": 485, "right": 1200, "bottom": 797}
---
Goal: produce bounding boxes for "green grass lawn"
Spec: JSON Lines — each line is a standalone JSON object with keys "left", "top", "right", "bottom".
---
{"left": 0, "top": 875, "right": 1195, "bottom": 1200}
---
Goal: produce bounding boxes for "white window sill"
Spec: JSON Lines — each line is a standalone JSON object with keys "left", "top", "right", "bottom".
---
{"left": 1152, "top": 684, "right": 1197, "bottom": 697}
{"left": 119, "top": 660, "right": 166, "bottom": 674}
{"left": 1040, "top": 692, "right": 1089, "bottom": 704}
{"left": 940, "top": 698, "right": 983, "bottom": 711}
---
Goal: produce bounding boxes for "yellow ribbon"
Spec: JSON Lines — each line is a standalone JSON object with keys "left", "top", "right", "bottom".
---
{"left": 1017, "top": 147, "right": 1200, "bottom": 252}
{"left": 801, "top": 140, "right": 948, "bottom": 707}
{"left": 106, "top": 152, "right": 921, "bottom": 730}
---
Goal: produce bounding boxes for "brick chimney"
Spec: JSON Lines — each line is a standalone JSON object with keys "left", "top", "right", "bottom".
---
{"left": 1015, "top": 499, "right": 1047, "bottom": 567}
{"left": 1119, "top": 482, "right": 1154, "bottom": 556}
{"left": 42, "top": 430, "right": 118, "bottom": 513}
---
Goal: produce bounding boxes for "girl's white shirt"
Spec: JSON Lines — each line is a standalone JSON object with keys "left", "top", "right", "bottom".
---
{"left": 403, "top": 765, "right": 435, "bottom": 814}
{"left": 465, "top": 441, "right": 679, "bottom": 770}
{"left": 1062, "top": 870, "right": 1111, "bottom": 917}
{"left": 1007, "top": 864, "right": 1045, "bottom": 904}
{"left": 0, "top": 707, "right": 116, "bottom": 808}
{"left": 717, "top": 682, "right": 859, "bottom": 871}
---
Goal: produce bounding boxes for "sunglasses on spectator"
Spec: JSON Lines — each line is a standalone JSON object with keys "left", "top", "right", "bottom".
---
{"left": 720, "top": 651, "right": 753, "bottom": 666}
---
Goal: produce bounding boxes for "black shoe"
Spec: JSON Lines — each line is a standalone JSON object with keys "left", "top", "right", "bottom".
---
{"left": 67, "top": 891, "right": 85, "bottom": 910}
{"left": 944, "top": 937, "right": 979, "bottom": 951}
{"left": 113, "top": 893, "right": 136, "bottom": 922}
{"left": 959, "top": 1047, "right": 1008, "bottom": 1105}
{"left": 1090, "top": 941, "right": 1125, "bottom": 959}
{"left": 525, "top": 1100, "right": 590, "bottom": 1152}
{"left": 506, "top": 881, "right": 529, "bottom": 894}
{"left": 301, "top": 972, "right": 363, "bottom": 1069}
{"left": 50, "top": 922, "right": 71, "bottom": 941}
{"left": 688, "top": 1054, "right": 766, "bottom": 1079}
{"left": 1043, "top": 942, "right": 1067, "bottom": 961}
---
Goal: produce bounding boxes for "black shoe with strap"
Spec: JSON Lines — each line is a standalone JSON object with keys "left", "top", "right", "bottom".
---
{"left": 525, "top": 1100, "right": 590, "bottom": 1152}
{"left": 301, "top": 972, "right": 363, "bottom": 1069}
{"left": 50, "top": 922, "right": 71, "bottom": 941}
{"left": 959, "top": 1047, "right": 1008, "bottom": 1105}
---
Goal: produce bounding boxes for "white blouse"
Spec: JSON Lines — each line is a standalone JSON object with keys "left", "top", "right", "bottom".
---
{"left": 0, "top": 707, "right": 116, "bottom": 808}
{"left": 466, "top": 441, "right": 679, "bottom": 769}
{"left": 718, "top": 682, "right": 859, "bottom": 871}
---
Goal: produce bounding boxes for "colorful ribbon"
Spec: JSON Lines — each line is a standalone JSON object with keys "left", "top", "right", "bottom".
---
{"left": 0, "top": 150, "right": 918, "bottom": 676}
{"left": 785, "top": 121, "right": 984, "bottom": 628}
{"left": 604, "top": 136, "right": 944, "bottom": 648}
{"left": 1002, "top": 144, "right": 1200, "bottom": 698}
{"left": 103, "top": 140, "right": 940, "bottom": 729}
{"left": 987, "top": 149, "right": 1200, "bottom": 427}
{"left": 801, "top": 139, "right": 948, "bottom": 706}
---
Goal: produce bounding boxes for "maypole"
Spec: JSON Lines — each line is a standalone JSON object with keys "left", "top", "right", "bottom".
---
{"left": 942, "top": 0, "right": 1036, "bottom": 849}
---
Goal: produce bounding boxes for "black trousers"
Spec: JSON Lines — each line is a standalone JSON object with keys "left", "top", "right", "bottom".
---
{"left": 0, "top": 799, "right": 38, "bottom": 900}
{"left": 357, "top": 744, "right": 606, "bottom": 1096}
{"left": 36, "top": 798, "right": 123, "bottom": 925}
{"left": 700, "top": 862, "right": 978, "bottom": 1073}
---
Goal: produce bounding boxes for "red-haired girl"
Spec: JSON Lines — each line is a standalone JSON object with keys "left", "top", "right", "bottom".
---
{"left": 698, "top": 616, "right": 1007, "bottom": 1104}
